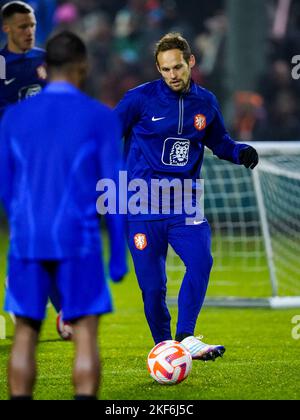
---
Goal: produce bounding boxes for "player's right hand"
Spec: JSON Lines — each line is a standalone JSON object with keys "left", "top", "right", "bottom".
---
{"left": 239, "top": 146, "right": 259, "bottom": 170}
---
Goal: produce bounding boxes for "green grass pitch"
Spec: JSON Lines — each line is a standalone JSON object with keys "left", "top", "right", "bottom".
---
{"left": 0, "top": 228, "right": 299, "bottom": 400}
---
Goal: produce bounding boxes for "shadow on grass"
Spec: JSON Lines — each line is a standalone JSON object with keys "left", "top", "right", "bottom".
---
{"left": 38, "top": 339, "right": 69, "bottom": 344}
{"left": 0, "top": 338, "right": 67, "bottom": 350}
{"left": 0, "top": 344, "right": 11, "bottom": 354}
{"left": 0, "top": 335, "right": 13, "bottom": 340}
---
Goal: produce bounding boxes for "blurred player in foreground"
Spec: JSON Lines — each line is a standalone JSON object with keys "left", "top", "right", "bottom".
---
{"left": 0, "top": 0, "right": 73, "bottom": 340}
{"left": 0, "top": 31, "right": 126, "bottom": 400}
{"left": 115, "top": 33, "right": 258, "bottom": 361}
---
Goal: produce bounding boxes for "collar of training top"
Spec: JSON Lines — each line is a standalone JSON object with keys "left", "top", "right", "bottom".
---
{"left": 44, "top": 81, "right": 79, "bottom": 95}
{"left": 160, "top": 78, "right": 197, "bottom": 98}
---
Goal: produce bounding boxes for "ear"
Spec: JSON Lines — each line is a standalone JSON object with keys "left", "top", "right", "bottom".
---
{"left": 189, "top": 55, "right": 196, "bottom": 69}
{"left": 156, "top": 61, "right": 161, "bottom": 74}
{"left": 2, "top": 23, "right": 9, "bottom": 35}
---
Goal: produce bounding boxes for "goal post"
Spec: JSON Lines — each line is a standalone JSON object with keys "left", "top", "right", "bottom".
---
{"left": 167, "top": 141, "right": 300, "bottom": 308}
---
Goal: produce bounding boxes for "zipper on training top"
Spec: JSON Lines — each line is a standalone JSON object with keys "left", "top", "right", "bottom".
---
{"left": 178, "top": 95, "right": 184, "bottom": 135}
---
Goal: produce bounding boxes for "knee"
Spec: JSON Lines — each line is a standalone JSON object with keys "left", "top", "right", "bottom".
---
{"left": 186, "top": 254, "right": 213, "bottom": 283}
{"left": 142, "top": 288, "right": 166, "bottom": 301}
{"left": 16, "top": 317, "right": 42, "bottom": 334}
{"left": 141, "top": 288, "right": 168, "bottom": 313}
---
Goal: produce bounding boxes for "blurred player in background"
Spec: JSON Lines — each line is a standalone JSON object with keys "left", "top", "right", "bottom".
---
{"left": 0, "top": 1, "right": 46, "bottom": 118}
{"left": 115, "top": 33, "right": 258, "bottom": 361}
{"left": 0, "top": 0, "right": 74, "bottom": 339}
{"left": 0, "top": 31, "right": 126, "bottom": 400}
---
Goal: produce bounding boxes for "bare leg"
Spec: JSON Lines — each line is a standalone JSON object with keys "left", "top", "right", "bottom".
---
{"left": 72, "top": 316, "right": 100, "bottom": 398}
{"left": 8, "top": 317, "right": 40, "bottom": 398}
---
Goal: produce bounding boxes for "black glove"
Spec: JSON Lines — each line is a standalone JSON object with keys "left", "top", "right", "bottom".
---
{"left": 239, "top": 146, "right": 259, "bottom": 170}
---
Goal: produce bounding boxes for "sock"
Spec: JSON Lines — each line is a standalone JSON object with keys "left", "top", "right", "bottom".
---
{"left": 74, "top": 395, "right": 97, "bottom": 401}
{"left": 10, "top": 396, "right": 32, "bottom": 401}
{"left": 175, "top": 332, "right": 193, "bottom": 342}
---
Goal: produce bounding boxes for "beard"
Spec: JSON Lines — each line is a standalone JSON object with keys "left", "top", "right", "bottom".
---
{"left": 168, "top": 76, "right": 191, "bottom": 93}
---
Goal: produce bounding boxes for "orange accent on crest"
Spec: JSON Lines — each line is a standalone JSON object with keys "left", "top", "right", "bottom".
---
{"left": 194, "top": 114, "right": 207, "bottom": 131}
{"left": 134, "top": 233, "right": 148, "bottom": 251}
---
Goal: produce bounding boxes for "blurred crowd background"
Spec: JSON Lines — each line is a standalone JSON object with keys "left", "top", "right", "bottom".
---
{"left": 1, "top": 0, "right": 300, "bottom": 142}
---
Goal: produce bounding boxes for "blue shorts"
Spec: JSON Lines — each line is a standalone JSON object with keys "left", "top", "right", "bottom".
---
{"left": 4, "top": 254, "right": 113, "bottom": 322}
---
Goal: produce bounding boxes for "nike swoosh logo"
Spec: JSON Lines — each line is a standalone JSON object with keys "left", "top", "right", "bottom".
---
{"left": 4, "top": 78, "right": 16, "bottom": 86}
{"left": 193, "top": 220, "right": 205, "bottom": 226}
{"left": 152, "top": 117, "right": 166, "bottom": 122}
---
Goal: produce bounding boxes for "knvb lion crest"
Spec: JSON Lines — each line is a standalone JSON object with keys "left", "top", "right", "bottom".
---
{"left": 194, "top": 114, "right": 207, "bottom": 131}
{"left": 134, "top": 233, "right": 148, "bottom": 251}
{"left": 170, "top": 141, "right": 190, "bottom": 166}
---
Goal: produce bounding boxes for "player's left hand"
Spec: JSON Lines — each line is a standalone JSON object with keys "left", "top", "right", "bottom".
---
{"left": 239, "top": 146, "right": 259, "bottom": 170}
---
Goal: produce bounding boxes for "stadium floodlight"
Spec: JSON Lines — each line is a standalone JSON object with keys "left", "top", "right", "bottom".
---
{"left": 167, "top": 141, "right": 300, "bottom": 308}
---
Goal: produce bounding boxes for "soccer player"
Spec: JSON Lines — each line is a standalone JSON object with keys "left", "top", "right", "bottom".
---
{"left": 0, "top": 2, "right": 90, "bottom": 340}
{"left": 0, "top": 1, "right": 47, "bottom": 119}
{"left": 0, "top": 31, "right": 126, "bottom": 400}
{"left": 115, "top": 33, "right": 259, "bottom": 361}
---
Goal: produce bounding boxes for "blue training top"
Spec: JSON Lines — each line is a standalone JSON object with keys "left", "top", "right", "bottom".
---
{"left": 115, "top": 79, "right": 250, "bottom": 221}
{"left": 0, "top": 46, "right": 47, "bottom": 119}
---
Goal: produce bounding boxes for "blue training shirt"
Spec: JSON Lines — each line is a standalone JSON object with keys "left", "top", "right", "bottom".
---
{"left": 0, "top": 81, "right": 124, "bottom": 260}
{"left": 0, "top": 46, "right": 47, "bottom": 119}
{"left": 115, "top": 79, "right": 250, "bottom": 221}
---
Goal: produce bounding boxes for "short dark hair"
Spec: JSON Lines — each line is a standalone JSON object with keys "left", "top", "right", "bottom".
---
{"left": 155, "top": 33, "right": 192, "bottom": 65}
{"left": 46, "top": 31, "right": 87, "bottom": 69}
{"left": 1, "top": 1, "right": 34, "bottom": 21}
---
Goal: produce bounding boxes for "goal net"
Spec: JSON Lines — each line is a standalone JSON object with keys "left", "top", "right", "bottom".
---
{"left": 167, "top": 142, "right": 300, "bottom": 308}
